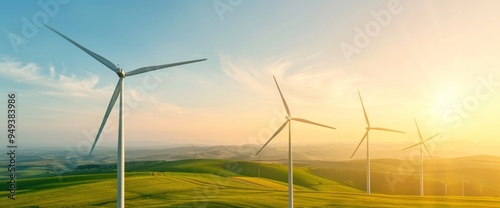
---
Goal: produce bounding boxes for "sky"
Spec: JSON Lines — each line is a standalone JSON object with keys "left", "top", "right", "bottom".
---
{"left": 1, "top": 0, "right": 499, "bottom": 157}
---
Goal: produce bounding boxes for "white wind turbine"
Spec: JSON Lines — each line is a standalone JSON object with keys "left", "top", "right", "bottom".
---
{"left": 442, "top": 182, "right": 449, "bottom": 196}
{"left": 462, "top": 175, "right": 468, "bottom": 196}
{"left": 256, "top": 155, "right": 261, "bottom": 178}
{"left": 255, "top": 75, "right": 336, "bottom": 208}
{"left": 44, "top": 24, "right": 206, "bottom": 208}
{"left": 350, "top": 90, "right": 405, "bottom": 194}
{"left": 402, "top": 118, "right": 441, "bottom": 196}
{"left": 193, "top": 150, "right": 198, "bottom": 177}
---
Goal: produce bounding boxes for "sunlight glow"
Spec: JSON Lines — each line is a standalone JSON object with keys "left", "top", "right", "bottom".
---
{"left": 432, "top": 81, "right": 462, "bottom": 117}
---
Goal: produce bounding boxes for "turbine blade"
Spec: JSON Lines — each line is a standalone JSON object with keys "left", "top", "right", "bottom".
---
{"left": 255, "top": 121, "right": 289, "bottom": 156}
{"left": 370, "top": 127, "right": 405, "bottom": 133}
{"left": 401, "top": 142, "right": 422, "bottom": 151}
{"left": 43, "top": 24, "right": 119, "bottom": 73}
{"left": 414, "top": 118, "right": 424, "bottom": 142}
{"left": 422, "top": 143, "right": 432, "bottom": 159}
{"left": 350, "top": 130, "right": 369, "bottom": 159}
{"left": 291, "top": 117, "right": 336, "bottom": 129}
{"left": 358, "top": 90, "right": 370, "bottom": 127}
{"left": 423, "top": 132, "right": 442, "bottom": 143}
{"left": 125, "top": 59, "right": 207, "bottom": 77}
{"left": 273, "top": 75, "right": 290, "bottom": 117}
{"left": 422, "top": 133, "right": 441, "bottom": 158}
{"left": 89, "top": 79, "right": 122, "bottom": 156}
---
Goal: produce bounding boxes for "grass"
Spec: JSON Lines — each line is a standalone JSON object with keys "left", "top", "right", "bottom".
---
{"left": 1, "top": 159, "right": 499, "bottom": 207}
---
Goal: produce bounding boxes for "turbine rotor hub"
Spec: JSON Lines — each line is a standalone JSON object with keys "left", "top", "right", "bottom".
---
{"left": 117, "top": 68, "right": 125, "bottom": 78}
{"left": 286, "top": 116, "right": 290, "bottom": 120}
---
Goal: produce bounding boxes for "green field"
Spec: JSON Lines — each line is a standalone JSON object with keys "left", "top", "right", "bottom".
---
{"left": 1, "top": 159, "right": 500, "bottom": 207}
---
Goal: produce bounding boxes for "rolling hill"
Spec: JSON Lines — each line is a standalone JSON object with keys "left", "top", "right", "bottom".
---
{"left": 1, "top": 158, "right": 500, "bottom": 207}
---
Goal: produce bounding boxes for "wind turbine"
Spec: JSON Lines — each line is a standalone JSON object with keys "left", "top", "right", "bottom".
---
{"left": 44, "top": 24, "right": 206, "bottom": 208}
{"left": 194, "top": 150, "right": 197, "bottom": 177}
{"left": 479, "top": 183, "right": 483, "bottom": 195}
{"left": 350, "top": 90, "right": 405, "bottom": 194}
{"left": 256, "top": 155, "right": 261, "bottom": 178}
{"left": 442, "top": 182, "right": 449, "bottom": 196}
{"left": 402, "top": 118, "right": 441, "bottom": 196}
{"left": 255, "top": 75, "right": 336, "bottom": 208}
{"left": 462, "top": 175, "right": 468, "bottom": 196}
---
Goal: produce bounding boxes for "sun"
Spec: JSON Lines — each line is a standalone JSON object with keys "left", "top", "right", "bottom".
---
{"left": 431, "top": 81, "right": 462, "bottom": 117}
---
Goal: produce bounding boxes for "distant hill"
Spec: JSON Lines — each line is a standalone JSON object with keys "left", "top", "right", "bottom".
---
{"left": 2, "top": 158, "right": 500, "bottom": 207}
{"left": 89, "top": 140, "right": 500, "bottom": 162}
{"left": 309, "top": 155, "right": 500, "bottom": 196}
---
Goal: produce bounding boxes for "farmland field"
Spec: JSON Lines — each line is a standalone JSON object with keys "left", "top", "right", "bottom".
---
{"left": 1, "top": 158, "right": 500, "bottom": 207}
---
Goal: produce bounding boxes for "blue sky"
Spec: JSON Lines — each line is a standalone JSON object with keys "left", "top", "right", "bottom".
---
{"left": 1, "top": 1, "right": 500, "bottom": 157}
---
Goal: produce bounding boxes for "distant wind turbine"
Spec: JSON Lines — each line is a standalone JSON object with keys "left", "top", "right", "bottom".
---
{"left": 44, "top": 24, "right": 206, "bottom": 208}
{"left": 350, "top": 90, "right": 405, "bottom": 194}
{"left": 194, "top": 150, "right": 197, "bottom": 177}
{"left": 442, "top": 181, "right": 449, "bottom": 196}
{"left": 402, "top": 118, "right": 441, "bottom": 196}
{"left": 462, "top": 175, "right": 468, "bottom": 196}
{"left": 255, "top": 75, "right": 336, "bottom": 208}
{"left": 256, "top": 155, "right": 261, "bottom": 178}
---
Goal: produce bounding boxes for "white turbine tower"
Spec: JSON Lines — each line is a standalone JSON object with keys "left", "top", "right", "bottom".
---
{"left": 402, "top": 118, "right": 441, "bottom": 196}
{"left": 444, "top": 183, "right": 448, "bottom": 196}
{"left": 462, "top": 175, "right": 469, "bottom": 196}
{"left": 442, "top": 182, "right": 449, "bottom": 196}
{"left": 44, "top": 24, "right": 206, "bottom": 208}
{"left": 350, "top": 90, "right": 405, "bottom": 194}
{"left": 255, "top": 75, "right": 336, "bottom": 208}
{"left": 194, "top": 150, "right": 197, "bottom": 177}
{"left": 256, "top": 155, "right": 261, "bottom": 178}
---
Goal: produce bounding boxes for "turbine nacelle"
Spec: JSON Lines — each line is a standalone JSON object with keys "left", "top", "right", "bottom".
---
{"left": 117, "top": 68, "right": 125, "bottom": 78}
{"left": 255, "top": 75, "right": 336, "bottom": 158}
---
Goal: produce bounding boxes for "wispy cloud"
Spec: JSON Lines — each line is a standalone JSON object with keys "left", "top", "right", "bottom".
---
{"left": 0, "top": 59, "right": 105, "bottom": 96}
{"left": 147, "top": 95, "right": 185, "bottom": 114}
{"left": 0, "top": 59, "right": 187, "bottom": 116}
{"left": 219, "top": 52, "right": 365, "bottom": 106}
{"left": 127, "top": 88, "right": 185, "bottom": 115}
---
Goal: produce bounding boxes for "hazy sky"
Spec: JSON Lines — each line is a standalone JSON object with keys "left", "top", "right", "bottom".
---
{"left": 1, "top": 1, "right": 499, "bottom": 157}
